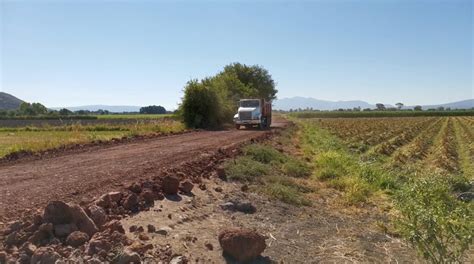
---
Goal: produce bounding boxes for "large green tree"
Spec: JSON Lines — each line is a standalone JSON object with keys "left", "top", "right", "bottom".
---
{"left": 180, "top": 63, "right": 277, "bottom": 128}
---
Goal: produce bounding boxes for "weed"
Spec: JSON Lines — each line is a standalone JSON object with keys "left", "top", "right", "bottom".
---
{"left": 243, "top": 144, "right": 286, "bottom": 164}
{"left": 281, "top": 158, "right": 312, "bottom": 178}
{"left": 223, "top": 157, "right": 270, "bottom": 182}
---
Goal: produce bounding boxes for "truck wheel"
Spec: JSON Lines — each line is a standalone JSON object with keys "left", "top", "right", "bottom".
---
{"left": 235, "top": 124, "right": 240, "bottom": 130}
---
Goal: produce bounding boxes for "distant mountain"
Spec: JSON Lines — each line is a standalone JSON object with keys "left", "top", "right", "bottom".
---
{"left": 416, "top": 99, "right": 474, "bottom": 110}
{"left": 274, "top": 97, "right": 474, "bottom": 111}
{"left": 0, "top": 92, "right": 25, "bottom": 110}
{"left": 273, "top": 97, "right": 375, "bottom": 111}
{"left": 53, "top": 105, "right": 143, "bottom": 113}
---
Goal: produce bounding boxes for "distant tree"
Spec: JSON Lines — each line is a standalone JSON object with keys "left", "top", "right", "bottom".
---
{"left": 437, "top": 106, "right": 445, "bottom": 111}
{"left": 375, "top": 103, "right": 386, "bottom": 111}
{"left": 446, "top": 107, "right": 451, "bottom": 111}
{"left": 139, "top": 105, "right": 167, "bottom": 114}
{"left": 396, "top": 102, "right": 404, "bottom": 110}
{"left": 59, "top": 108, "right": 73, "bottom": 116}
{"left": 363, "top": 108, "right": 372, "bottom": 111}
{"left": 353, "top": 106, "right": 361, "bottom": 111}
{"left": 414, "top": 105, "right": 422, "bottom": 111}
{"left": 18, "top": 102, "right": 48, "bottom": 116}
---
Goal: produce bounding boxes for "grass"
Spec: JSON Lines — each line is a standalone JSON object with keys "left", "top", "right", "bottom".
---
{"left": 0, "top": 120, "right": 185, "bottom": 158}
{"left": 96, "top": 114, "right": 175, "bottom": 119}
{"left": 224, "top": 144, "right": 312, "bottom": 206}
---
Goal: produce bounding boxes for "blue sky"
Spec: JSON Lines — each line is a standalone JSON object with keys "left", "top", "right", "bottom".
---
{"left": 1, "top": 0, "right": 472, "bottom": 109}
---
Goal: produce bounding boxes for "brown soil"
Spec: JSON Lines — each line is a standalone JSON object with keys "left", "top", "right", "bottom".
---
{"left": 121, "top": 178, "right": 420, "bottom": 263}
{"left": 0, "top": 123, "right": 285, "bottom": 225}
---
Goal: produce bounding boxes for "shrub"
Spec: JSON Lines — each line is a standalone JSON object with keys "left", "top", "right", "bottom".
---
{"left": 223, "top": 157, "right": 270, "bottom": 182}
{"left": 395, "top": 177, "right": 473, "bottom": 263}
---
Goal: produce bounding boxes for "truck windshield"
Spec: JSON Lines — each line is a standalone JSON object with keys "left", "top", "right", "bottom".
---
{"left": 240, "top": 100, "right": 260, "bottom": 108}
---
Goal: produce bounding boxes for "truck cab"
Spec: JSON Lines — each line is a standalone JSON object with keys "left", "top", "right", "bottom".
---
{"left": 234, "top": 99, "right": 272, "bottom": 129}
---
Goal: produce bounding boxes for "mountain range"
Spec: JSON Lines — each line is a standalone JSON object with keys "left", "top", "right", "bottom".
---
{"left": 273, "top": 97, "right": 474, "bottom": 111}
{"left": 0, "top": 92, "right": 24, "bottom": 110}
{"left": 1, "top": 92, "right": 472, "bottom": 112}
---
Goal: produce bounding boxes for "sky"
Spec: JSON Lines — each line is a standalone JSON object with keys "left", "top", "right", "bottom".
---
{"left": 0, "top": 0, "right": 472, "bottom": 110}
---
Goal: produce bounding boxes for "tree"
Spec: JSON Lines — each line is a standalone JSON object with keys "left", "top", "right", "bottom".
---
{"left": 219, "top": 63, "right": 277, "bottom": 101}
{"left": 396, "top": 102, "right": 404, "bottom": 110}
{"left": 59, "top": 108, "right": 73, "bottom": 116}
{"left": 18, "top": 102, "right": 48, "bottom": 116}
{"left": 375, "top": 103, "right": 386, "bottom": 111}
{"left": 414, "top": 105, "right": 422, "bottom": 111}
{"left": 140, "top": 105, "right": 167, "bottom": 114}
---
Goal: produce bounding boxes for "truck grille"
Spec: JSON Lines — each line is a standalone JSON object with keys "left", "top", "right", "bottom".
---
{"left": 239, "top": 111, "right": 252, "bottom": 120}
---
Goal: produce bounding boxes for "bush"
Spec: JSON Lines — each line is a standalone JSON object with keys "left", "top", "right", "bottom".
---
{"left": 265, "top": 182, "right": 311, "bottom": 206}
{"left": 180, "top": 80, "right": 224, "bottom": 129}
{"left": 395, "top": 177, "right": 473, "bottom": 263}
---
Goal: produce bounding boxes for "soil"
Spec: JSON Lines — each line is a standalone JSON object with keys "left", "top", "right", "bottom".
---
{"left": 0, "top": 123, "right": 285, "bottom": 225}
{"left": 122, "top": 178, "right": 420, "bottom": 263}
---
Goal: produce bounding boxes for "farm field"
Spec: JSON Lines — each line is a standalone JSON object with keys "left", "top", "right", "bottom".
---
{"left": 0, "top": 119, "right": 185, "bottom": 158}
{"left": 292, "top": 116, "right": 473, "bottom": 262}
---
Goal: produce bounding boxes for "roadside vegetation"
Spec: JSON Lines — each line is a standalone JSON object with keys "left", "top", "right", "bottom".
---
{"left": 0, "top": 120, "right": 185, "bottom": 158}
{"left": 224, "top": 143, "right": 312, "bottom": 206}
{"left": 288, "top": 109, "right": 474, "bottom": 118}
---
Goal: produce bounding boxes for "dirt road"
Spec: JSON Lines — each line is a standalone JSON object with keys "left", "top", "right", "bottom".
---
{"left": 0, "top": 125, "right": 282, "bottom": 223}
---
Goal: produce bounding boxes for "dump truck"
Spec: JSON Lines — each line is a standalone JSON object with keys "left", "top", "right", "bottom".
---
{"left": 233, "top": 99, "right": 272, "bottom": 129}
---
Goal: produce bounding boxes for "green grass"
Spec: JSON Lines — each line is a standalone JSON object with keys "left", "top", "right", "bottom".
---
{"left": 0, "top": 120, "right": 185, "bottom": 158}
{"left": 224, "top": 144, "right": 311, "bottom": 206}
{"left": 96, "top": 114, "right": 175, "bottom": 119}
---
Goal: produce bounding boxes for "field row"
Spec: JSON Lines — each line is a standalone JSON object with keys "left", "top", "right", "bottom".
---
{"left": 313, "top": 116, "right": 473, "bottom": 177}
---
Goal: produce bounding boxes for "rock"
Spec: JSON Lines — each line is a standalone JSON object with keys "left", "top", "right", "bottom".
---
{"left": 86, "top": 236, "right": 112, "bottom": 255}
{"left": 96, "top": 192, "right": 123, "bottom": 209}
{"left": 179, "top": 180, "right": 194, "bottom": 194}
{"left": 54, "top": 223, "right": 78, "bottom": 237}
{"left": 29, "top": 228, "right": 52, "bottom": 245}
{"left": 66, "top": 231, "right": 90, "bottom": 248}
{"left": 141, "top": 190, "right": 155, "bottom": 204}
{"left": 20, "top": 242, "right": 36, "bottom": 256}
{"left": 457, "top": 192, "right": 474, "bottom": 202}
{"left": 232, "top": 200, "right": 257, "bottom": 214}
{"left": 30, "top": 247, "right": 61, "bottom": 264}
{"left": 43, "top": 201, "right": 73, "bottom": 225}
{"left": 108, "top": 192, "right": 123, "bottom": 203}
{"left": 86, "top": 258, "right": 102, "bottom": 264}
{"left": 0, "top": 251, "right": 6, "bottom": 264}
{"left": 241, "top": 184, "right": 249, "bottom": 192}
{"left": 103, "top": 220, "right": 125, "bottom": 234}
{"left": 128, "top": 183, "right": 142, "bottom": 193}
{"left": 4, "top": 221, "right": 22, "bottom": 235}
{"left": 170, "top": 256, "right": 186, "bottom": 264}
{"left": 204, "top": 242, "right": 214, "bottom": 251}
{"left": 69, "top": 204, "right": 99, "bottom": 237}
{"left": 117, "top": 249, "right": 141, "bottom": 264}
{"left": 123, "top": 193, "right": 139, "bottom": 211}
{"left": 214, "top": 187, "right": 223, "bottom": 192}
{"left": 218, "top": 228, "right": 266, "bottom": 262}
{"left": 216, "top": 167, "right": 226, "bottom": 180}
{"left": 39, "top": 223, "right": 53, "bottom": 233}
{"left": 156, "top": 226, "right": 171, "bottom": 236}
{"left": 147, "top": 224, "right": 155, "bottom": 233}
{"left": 88, "top": 205, "right": 108, "bottom": 228}
{"left": 162, "top": 176, "right": 180, "bottom": 195}
{"left": 129, "top": 225, "right": 138, "bottom": 233}
{"left": 138, "top": 233, "right": 149, "bottom": 241}
{"left": 198, "top": 183, "right": 207, "bottom": 190}
{"left": 220, "top": 202, "right": 235, "bottom": 211}
{"left": 136, "top": 226, "right": 144, "bottom": 233}
{"left": 128, "top": 242, "right": 153, "bottom": 255}
{"left": 33, "top": 214, "right": 43, "bottom": 226}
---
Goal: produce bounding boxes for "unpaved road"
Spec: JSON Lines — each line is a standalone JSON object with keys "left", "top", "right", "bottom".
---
{"left": 0, "top": 124, "right": 283, "bottom": 223}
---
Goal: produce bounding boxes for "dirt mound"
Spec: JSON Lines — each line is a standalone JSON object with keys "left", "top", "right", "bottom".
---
{"left": 218, "top": 228, "right": 267, "bottom": 262}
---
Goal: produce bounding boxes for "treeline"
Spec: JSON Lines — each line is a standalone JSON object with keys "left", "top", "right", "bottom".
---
{"left": 180, "top": 63, "right": 277, "bottom": 128}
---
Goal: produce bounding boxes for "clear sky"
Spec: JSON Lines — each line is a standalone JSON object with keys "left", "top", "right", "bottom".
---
{"left": 1, "top": 0, "right": 472, "bottom": 109}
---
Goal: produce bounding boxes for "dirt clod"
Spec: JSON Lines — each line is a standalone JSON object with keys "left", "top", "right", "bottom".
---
{"left": 179, "top": 180, "right": 194, "bottom": 194}
{"left": 66, "top": 231, "right": 89, "bottom": 248}
{"left": 162, "top": 176, "right": 180, "bottom": 195}
{"left": 147, "top": 224, "right": 156, "bottom": 233}
{"left": 218, "top": 228, "right": 266, "bottom": 262}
